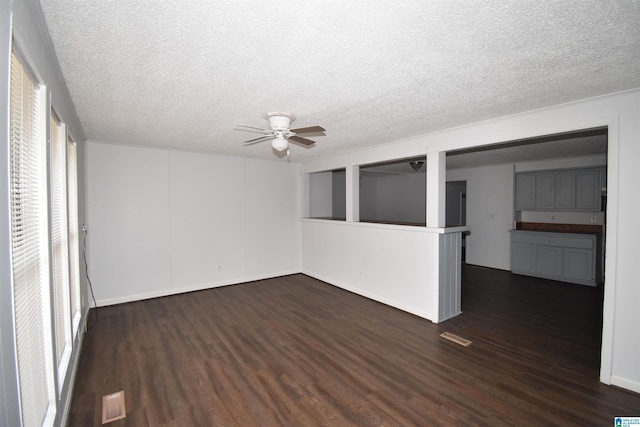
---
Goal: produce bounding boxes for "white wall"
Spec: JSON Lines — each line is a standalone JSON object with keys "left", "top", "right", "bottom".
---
{"left": 300, "top": 89, "right": 640, "bottom": 394}
{"left": 87, "top": 144, "right": 172, "bottom": 303}
{"left": 245, "top": 158, "right": 301, "bottom": 276}
{"left": 86, "top": 142, "right": 300, "bottom": 305}
{"left": 447, "top": 164, "right": 514, "bottom": 270}
{"left": 169, "top": 151, "right": 246, "bottom": 288}
{"left": 302, "top": 220, "right": 440, "bottom": 320}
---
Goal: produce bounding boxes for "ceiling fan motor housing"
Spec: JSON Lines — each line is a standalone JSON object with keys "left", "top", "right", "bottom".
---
{"left": 266, "top": 112, "right": 296, "bottom": 131}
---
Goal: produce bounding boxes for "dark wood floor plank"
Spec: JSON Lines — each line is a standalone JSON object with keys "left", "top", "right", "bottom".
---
{"left": 68, "top": 268, "right": 640, "bottom": 426}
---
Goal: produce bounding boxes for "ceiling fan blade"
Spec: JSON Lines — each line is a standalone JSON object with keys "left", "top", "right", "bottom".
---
{"left": 290, "top": 125, "right": 325, "bottom": 133}
{"left": 289, "top": 135, "right": 316, "bottom": 146}
{"left": 236, "top": 124, "right": 268, "bottom": 131}
{"left": 244, "top": 135, "right": 273, "bottom": 143}
{"left": 235, "top": 127, "right": 269, "bottom": 134}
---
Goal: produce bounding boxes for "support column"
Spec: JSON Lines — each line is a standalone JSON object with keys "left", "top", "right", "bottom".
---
{"left": 427, "top": 151, "right": 446, "bottom": 228}
{"left": 346, "top": 165, "right": 359, "bottom": 222}
{"left": 301, "top": 171, "right": 310, "bottom": 218}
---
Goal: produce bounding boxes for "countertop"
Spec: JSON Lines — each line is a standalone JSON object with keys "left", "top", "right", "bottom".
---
{"left": 514, "top": 222, "right": 603, "bottom": 234}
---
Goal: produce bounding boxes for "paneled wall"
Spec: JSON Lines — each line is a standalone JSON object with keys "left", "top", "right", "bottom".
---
{"left": 86, "top": 142, "right": 300, "bottom": 305}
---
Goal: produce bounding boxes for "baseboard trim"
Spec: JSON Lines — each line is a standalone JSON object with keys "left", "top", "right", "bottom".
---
{"left": 610, "top": 375, "right": 640, "bottom": 395}
{"left": 301, "top": 270, "right": 435, "bottom": 322}
{"left": 96, "top": 269, "right": 301, "bottom": 307}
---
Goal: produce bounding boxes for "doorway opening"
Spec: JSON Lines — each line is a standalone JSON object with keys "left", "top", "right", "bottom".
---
{"left": 444, "top": 126, "right": 608, "bottom": 379}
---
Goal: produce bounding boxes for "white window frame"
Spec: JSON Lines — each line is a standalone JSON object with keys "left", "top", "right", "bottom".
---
{"left": 67, "top": 136, "right": 82, "bottom": 336}
{"left": 50, "top": 110, "right": 72, "bottom": 388}
{"left": 9, "top": 48, "right": 56, "bottom": 427}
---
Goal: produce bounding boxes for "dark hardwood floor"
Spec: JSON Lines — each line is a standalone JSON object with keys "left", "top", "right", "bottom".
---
{"left": 69, "top": 267, "right": 640, "bottom": 426}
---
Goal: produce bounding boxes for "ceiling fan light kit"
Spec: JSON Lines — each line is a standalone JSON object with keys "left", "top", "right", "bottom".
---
{"left": 410, "top": 161, "right": 424, "bottom": 171}
{"left": 272, "top": 135, "right": 289, "bottom": 151}
{"left": 236, "top": 112, "right": 325, "bottom": 154}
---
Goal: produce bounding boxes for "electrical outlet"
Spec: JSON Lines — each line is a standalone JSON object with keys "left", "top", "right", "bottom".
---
{"left": 82, "top": 224, "right": 87, "bottom": 233}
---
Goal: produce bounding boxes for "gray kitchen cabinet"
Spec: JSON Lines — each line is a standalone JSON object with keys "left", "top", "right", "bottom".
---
{"left": 510, "top": 230, "right": 599, "bottom": 286}
{"left": 562, "top": 248, "right": 594, "bottom": 283}
{"left": 514, "top": 167, "right": 605, "bottom": 211}
{"left": 576, "top": 169, "right": 602, "bottom": 210}
{"left": 515, "top": 174, "right": 535, "bottom": 210}
{"left": 555, "top": 172, "right": 576, "bottom": 209}
{"left": 511, "top": 242, "right": 536, "bottom": 274}
{"left": 536, "top": 245, "right": 563, "bottom": 276}
{"left": 535, "top": 173, "right": 555, "bottom": 209}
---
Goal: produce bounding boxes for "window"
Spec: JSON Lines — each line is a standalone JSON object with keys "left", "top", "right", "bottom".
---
{"left": 50, "top": 110, "right": 72, "bottom": 383}
{"left": 67, "top": 136, "right": 81, "bottom": 334}
{"left": 10, "top": 49, "right": 56, "bottom": 426}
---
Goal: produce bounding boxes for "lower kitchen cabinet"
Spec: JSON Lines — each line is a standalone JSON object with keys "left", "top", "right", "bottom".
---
{"left": 511, "top": 242, "right": 536, "bottom": 274}
{"left": 562, "top": 248, "right": 594, "bottom": 283}
{"left": 536, "top": 245, "right": 563, "bottom": 276}
{"left": 510, "top": 230, "right": 600, "bottom": 286}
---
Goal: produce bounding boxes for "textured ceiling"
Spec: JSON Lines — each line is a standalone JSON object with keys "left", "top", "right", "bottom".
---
{"left": 39, "top": 0, "right": 640, "bottom": 162}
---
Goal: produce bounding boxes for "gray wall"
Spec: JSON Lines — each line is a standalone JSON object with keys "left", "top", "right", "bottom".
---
{"left": 360, "top": 172, "right": 426, "bottom": 223}
{"left": 308, "top": 171, "right": 333, "bottom": 217}
{"left": 1, "top": 0, "right": 88, "bottom": 425}
{"left": 332, "top": 170, "right": 346, "bottom": 219}
{"left": 445, "top": 181, "right": 466, "bottom": 226}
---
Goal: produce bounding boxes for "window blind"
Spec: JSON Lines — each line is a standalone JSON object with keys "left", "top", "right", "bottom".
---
{"left": 50, "top": 111, "right": 71, "bottom": 379}
{"left": 10, "top": 50, "right": 55, "bottom": 426}
{"left": 67, "top": 137, "right": 81, "bottom": 332}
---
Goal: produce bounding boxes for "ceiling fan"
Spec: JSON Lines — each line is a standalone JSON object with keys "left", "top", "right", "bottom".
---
{"left": 236, "top": 112, "right": 325, "bottom": 152}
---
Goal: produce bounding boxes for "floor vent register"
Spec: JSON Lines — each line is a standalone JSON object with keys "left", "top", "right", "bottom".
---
{"left": 440, "top": 332, "right": 472, "bottom": 347}
{"left": 102, "top": 390, "right": 126, "bottom": 424}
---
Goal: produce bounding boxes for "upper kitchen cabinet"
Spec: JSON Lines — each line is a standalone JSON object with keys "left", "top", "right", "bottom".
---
{"left": 555, "top": 172, "right": 576, "bottom": 210}
{"left": 576, "top": 169, "right": 602, "bottom": 210}
{"left": 515, "top": 174, "right": 536, "bottom": 209}
{"left": 515, "top": 167, "right": 605, "bottom": 212}
{"left": 535, "top": 173, "right": 556, "bottom": 210}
